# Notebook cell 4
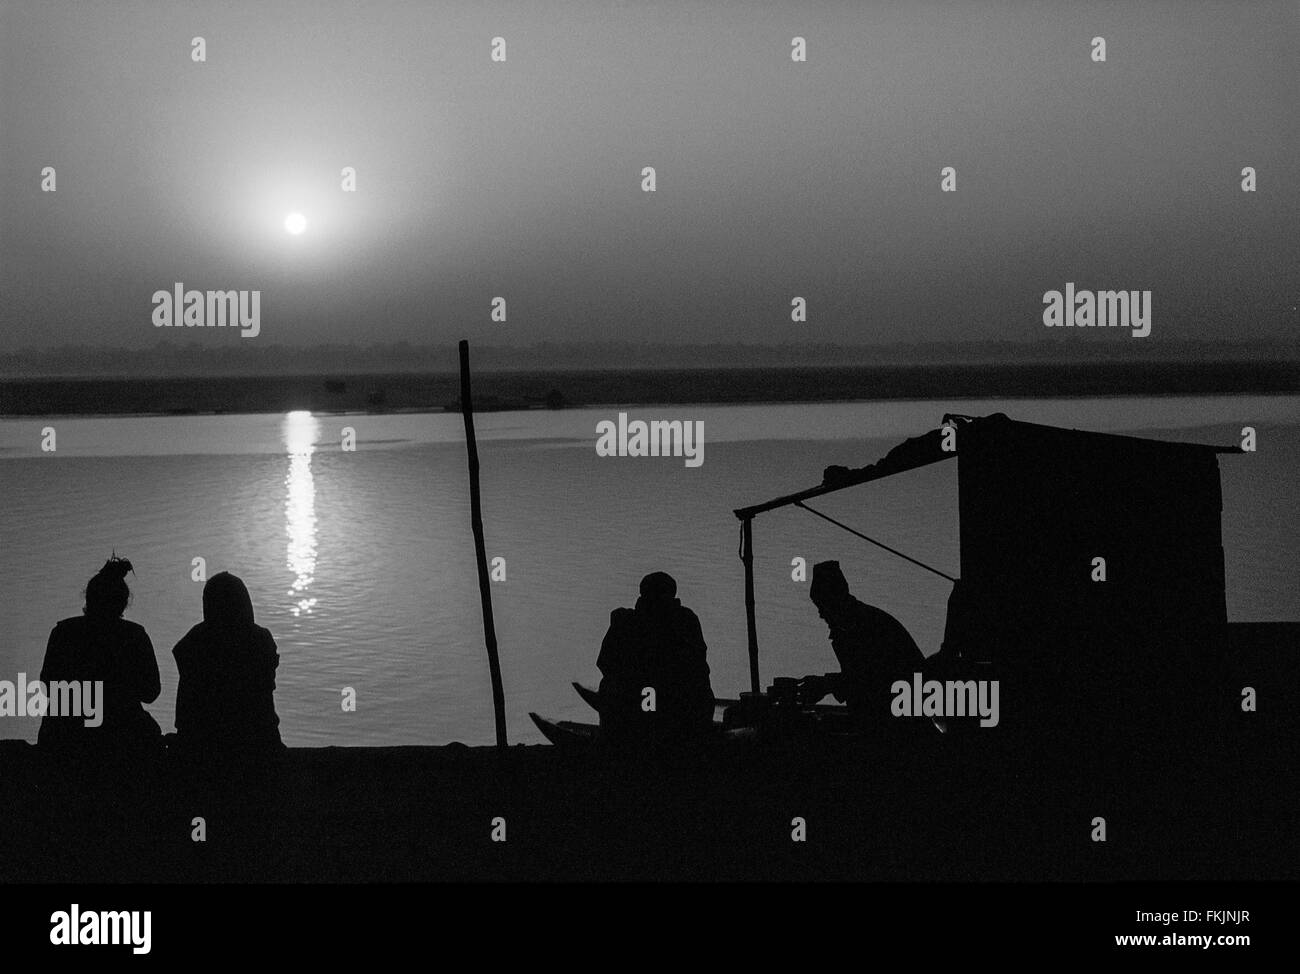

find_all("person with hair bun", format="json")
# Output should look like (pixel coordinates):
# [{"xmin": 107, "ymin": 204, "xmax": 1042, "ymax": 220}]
[{"xmin": 38, "ymin": 555, "xmax": 162, "ymax": 747}]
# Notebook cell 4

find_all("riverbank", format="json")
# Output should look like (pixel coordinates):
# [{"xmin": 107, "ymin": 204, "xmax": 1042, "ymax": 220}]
[
  {"xmin": 3, "ymin": 624, "xmax": 1293, "ymax": 883},
  {"xmin": 0, "ymin": 728, "xmax": 1290, "ymax": 883},
  {"xmin": 3, "ymin": 361, "xmax": 1297, "ymax": 417}
]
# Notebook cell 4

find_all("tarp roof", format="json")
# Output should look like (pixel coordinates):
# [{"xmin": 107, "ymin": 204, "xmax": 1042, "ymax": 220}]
[{"xmin": 733, "ymin": 412, "xmax": 1241, "ymax": 520}]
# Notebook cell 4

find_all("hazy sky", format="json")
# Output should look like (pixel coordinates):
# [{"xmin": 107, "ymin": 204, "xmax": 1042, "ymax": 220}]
[{"xmin": 2, "ymin": 0, "xmax": 1296, "ymax": 353}]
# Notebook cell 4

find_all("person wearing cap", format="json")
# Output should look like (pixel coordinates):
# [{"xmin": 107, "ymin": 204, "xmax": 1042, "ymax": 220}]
[
  {"xmin": 596, "ymin": 572, "xmax": 714, "ymax": 744},
  {"xmin": 798, "ymin": 560, "xmax": 925, "ymax": 719}
]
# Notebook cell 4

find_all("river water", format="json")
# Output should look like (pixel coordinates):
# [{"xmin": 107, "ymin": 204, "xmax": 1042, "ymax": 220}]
[{"xmin": 1, "ymin": 395, "xmax": 1295, "ymax": 745}]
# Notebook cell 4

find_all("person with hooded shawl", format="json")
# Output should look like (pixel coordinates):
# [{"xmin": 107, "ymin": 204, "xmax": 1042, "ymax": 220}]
[
  {"xmin": 596, "ymin": 572, "xmax": 714, "ymax": 744},
  {"xmin": 38, "ymin": 556, "xmax": 162, "ymax": 747},
  {"xmin": 172, "ymin": 572, "xmax": 282, "ymax": 748}
]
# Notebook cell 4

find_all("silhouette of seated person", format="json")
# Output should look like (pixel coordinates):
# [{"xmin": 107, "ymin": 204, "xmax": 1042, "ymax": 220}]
[
  {"xmin": 596, "ymin": 572, "xmax": 714, "ymax": 744},
  {"xmin": 172, "ymin": 572, "xmax": 282, "ymax": 750},
  {"xmin": 38, "ymin": 556, "xmax": 162, "ymax": 748},
  {"xmin": 796, "ymin": 560, "xmax": 926, "ymax": 721}
]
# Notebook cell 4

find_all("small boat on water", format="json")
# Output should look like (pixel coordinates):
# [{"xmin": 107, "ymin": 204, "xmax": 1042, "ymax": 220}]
[
  {"xmin": 571, "ymin": 681, "xmax": 742, "ymax": 714},
  {"xmin": 528, "ymin": 714, "xmax": 600, "ymax": 746},
  {"xmin": 530, "ymin": 684, "xmax": 731, "ymax": 746},
  {"xmin": 530, "ymin": 681, "xmax": 857, "ymax": 747},
  {"xmin": 528, "ymin": 711, "xmax": 764, "ymax": 746}
]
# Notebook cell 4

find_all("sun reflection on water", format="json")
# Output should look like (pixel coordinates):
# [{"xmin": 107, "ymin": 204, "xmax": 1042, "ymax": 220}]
[{"xmin": 283, "ymin": 410, "xmax": 319, "ymax": 617}]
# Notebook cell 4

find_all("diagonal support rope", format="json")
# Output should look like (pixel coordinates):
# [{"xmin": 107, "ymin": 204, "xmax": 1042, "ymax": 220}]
[{"xmin": 794, "ymin": 501, "xmax": 957, "ymax": 583}]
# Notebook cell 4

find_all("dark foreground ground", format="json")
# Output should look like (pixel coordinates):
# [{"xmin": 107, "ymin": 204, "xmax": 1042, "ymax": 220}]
[
  {"xmin": 3, "ymin": 360, "xmax": 1297, "ymax": 416},
  {"xmin": 0, "ymin": 725, "xmax": 1290, "ymax": 884},
  {"xmin": 1, "ymin": 624, "xmax": 1292, "ymax": 884}
]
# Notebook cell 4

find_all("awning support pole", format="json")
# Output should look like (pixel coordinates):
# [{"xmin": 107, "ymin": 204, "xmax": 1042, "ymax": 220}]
[{"xmin": 740, "ymin": 516, "xmax": 760, "ymax": 695}]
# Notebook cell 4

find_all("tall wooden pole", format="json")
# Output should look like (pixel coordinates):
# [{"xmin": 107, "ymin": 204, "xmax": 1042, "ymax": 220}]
[
  {"xmin": 741, "ymin": 516, "xmax": 760, "ymax": 695},
  {"xmin": 459, "ymin": 340, "xmax": 508, "ymax": 748}
]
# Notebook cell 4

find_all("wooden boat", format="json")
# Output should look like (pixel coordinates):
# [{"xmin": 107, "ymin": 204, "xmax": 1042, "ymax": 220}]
[
  {"xmin": 529, "ymin": 713, "xmax": 599, "ymax": 746},
  {"xmin": 570, "ymin": 682, "xmax": 605, "ymax": 713},
  {"xmin": 529, "ymin": 710, "xmax": 765, "ymax": 747},
  {"xmin": 570, "ymin": 680, "xmax": 856, "ymax": 727},
  {"xmin": 534, "ymin": 682, "xmax": 854, "ymax": 746},
  {"xmin": 571, "ymin": 681, "xmax": 740, "ymax": 715}
]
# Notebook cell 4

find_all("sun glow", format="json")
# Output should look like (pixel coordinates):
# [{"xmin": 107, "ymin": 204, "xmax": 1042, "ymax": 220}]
[{"xmin": 284, "ymin": 212, "xmax": 307, "ymax": 235}]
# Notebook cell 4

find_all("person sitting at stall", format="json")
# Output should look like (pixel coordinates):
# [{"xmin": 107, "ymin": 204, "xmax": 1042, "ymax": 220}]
[
  {"xmin": 172, "ymin": 572, "xmax": 283, "ymax": 750},
  {"xmin": 37, "ymin": 555, "xmax": 163, "ymax": 748},
  {"xmin": 796, "ymin": 560, "xmax": 926, "ymax": 721},
  {"xmin": 596, "ymin": 572, "xmax": 714, "ymax": 744}
]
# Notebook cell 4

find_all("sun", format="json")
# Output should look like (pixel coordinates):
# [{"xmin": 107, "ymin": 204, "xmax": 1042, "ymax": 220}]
[{"xmin": 284, "ymin": 212, "xmax": 307, "ymax": 235}]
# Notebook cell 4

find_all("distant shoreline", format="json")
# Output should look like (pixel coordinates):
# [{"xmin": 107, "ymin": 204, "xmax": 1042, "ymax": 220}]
[{"xmin": 2, "ymin": 361, "xmax": 1297, "ymax": 417}]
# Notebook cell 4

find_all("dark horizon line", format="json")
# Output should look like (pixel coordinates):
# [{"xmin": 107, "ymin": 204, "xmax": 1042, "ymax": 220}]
[
  {"xmin": 3, "ymin": 337, "xmax": 1296, "ymax": 381},
  {"xmin": 3, "ymin": 360, "xmax": 1296, "ymax": 418}
]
